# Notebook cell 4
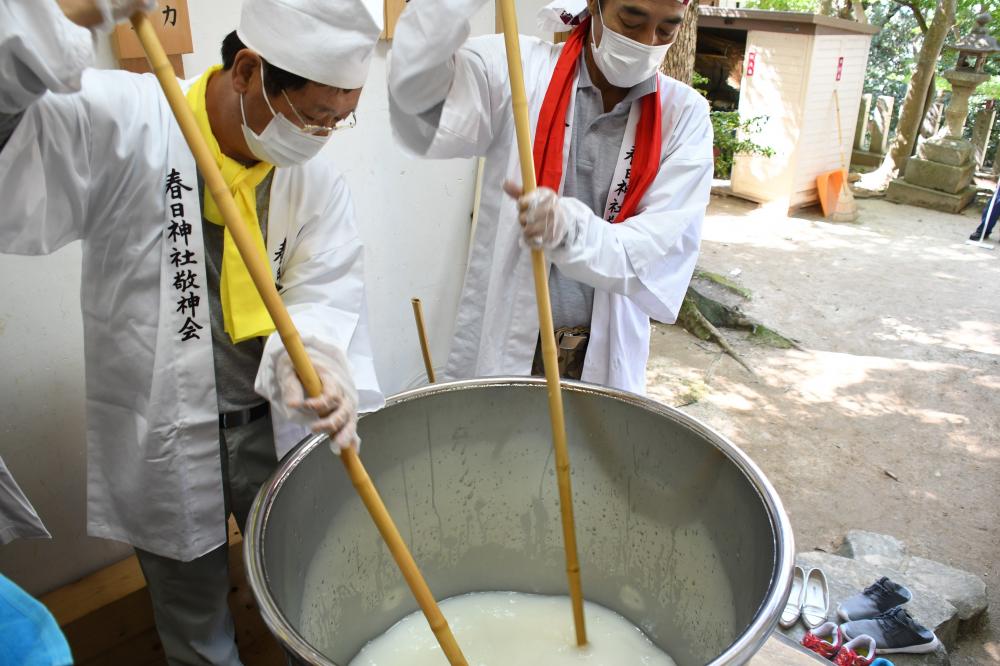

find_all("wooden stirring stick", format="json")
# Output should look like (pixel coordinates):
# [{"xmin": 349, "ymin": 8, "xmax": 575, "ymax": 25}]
[
  {"xmin": 129, "ymin": 14, "xmax": 467, "ymax": 665},
  {"xmin": 495, "ymin": 0, "xmax": 587, "ymax": 646},
  {"xmin": 411, "ymin": 298, "xmax": 436, "ymax": 384}
]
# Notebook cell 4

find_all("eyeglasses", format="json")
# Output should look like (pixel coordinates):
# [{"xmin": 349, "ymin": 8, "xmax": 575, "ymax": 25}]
[{"xmin": 280, "ymin": 89, "xmax": 357, "ymax": 136}]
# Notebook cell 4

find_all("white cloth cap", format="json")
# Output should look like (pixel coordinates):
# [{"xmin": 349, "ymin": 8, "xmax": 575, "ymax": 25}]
[
  {"xmin": 238, "ymin": 0, "xmax": 383, "ymax": 89},
  {"xmin": 537, "ymin": 0, "xmax": 589, "ymax": 33},
  {"xmin": 538, "ymin": 0, "xmax": 689, "ymax": 32}
]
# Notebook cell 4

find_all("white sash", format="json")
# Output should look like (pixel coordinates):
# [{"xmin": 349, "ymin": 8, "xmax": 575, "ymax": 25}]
[
  {"xmin": 602, "ymin": 103, "xmax": 641, "ymax": 222},
  {"xmin": 153, "ymin": 78, "xmax": 219, "ymax": 426},
  {"xmin": 558, "ymin": 72, "xmax": 642, "ymax": 223},
  {"xmin": 558, "ymin": 70, "xmax": 648, "ymax": 395}
]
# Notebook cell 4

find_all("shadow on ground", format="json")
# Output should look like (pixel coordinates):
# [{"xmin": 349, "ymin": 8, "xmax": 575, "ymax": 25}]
[{"xmin": 647, "ymin": 196, "xmax": 1000, "ymax": 664}]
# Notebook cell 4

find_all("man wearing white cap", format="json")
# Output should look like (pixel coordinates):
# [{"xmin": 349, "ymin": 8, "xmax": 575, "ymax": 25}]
[
  {"xmin": 389, "ymin": 0, "xmax": 712, "ymax": 393},
  {"xmin": 0, "ymin": 0, "xmax": 382, "ymax": 662}
]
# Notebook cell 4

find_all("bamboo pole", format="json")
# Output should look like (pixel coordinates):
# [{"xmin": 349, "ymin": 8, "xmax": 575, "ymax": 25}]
[
  {"xmin": 129, "ymin": 14, "xmax": 467, "ymax": 665},
  {"xmin": 495, "ymin": 0, "xmax": 587, "ymax": 646},
  {"xmin": 411, "ymin": 298, "xmax": 436, "ymax": 384}
]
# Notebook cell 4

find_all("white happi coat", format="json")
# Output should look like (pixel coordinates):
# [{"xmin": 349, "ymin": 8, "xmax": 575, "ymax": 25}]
[
  {"xmin": 0, "ymin": 1, "xmax": 382, "ymax": 561},
  {"xmin": 389, "ymin": 0, "xmax": 713, "ymax": 394}
]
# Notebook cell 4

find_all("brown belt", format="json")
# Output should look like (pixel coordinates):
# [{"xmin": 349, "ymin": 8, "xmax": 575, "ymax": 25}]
[
  {"xmin": 531, "ymin": 326, "xmax": 590, "ymax": 381},
  {"xmin": 219, "ymin": 402, "xmax": 269, "ymax": 430}
]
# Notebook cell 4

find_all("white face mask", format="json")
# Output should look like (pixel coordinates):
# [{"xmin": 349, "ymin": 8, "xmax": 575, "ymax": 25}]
[
  {"xmin": 591, "ymin": 3, "xmax": 672, "ymax": 89},
  {"xmin": 240, "ymin": 65, "xmax": 329, "ymax": 167}
]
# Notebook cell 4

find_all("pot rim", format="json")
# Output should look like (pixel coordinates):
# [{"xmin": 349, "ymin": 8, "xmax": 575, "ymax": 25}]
[{"xmin": 243, "ymin": 377, "xmax": 795, "ymax": 665}]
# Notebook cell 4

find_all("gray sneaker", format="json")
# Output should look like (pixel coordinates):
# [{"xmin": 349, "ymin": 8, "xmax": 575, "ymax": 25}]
[
  {"xmin": 837, "ymin": 576, "xmax": 912, "ymax": 621},
  {"xmin": 840, "ymin": 607, "xmax": 942, "ymax": 654}
]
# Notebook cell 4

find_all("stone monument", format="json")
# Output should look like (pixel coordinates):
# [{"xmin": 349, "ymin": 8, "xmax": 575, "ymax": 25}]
[
  {"xmin": 887, "ymin": 12, "xmax": 1000, "ymax": 213},
  {"xmin": 852, "ymin": 94, "xmax": 895, "ymax": 167},
  {"xmin": 971, "ymin": 100, "xmax": 996, "ymax": 169}
]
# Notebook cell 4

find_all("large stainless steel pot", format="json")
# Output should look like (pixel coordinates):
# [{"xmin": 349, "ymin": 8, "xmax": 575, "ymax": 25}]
[{"xmin": 245, "ymin": 378, "xmax": 793, "ymax": 665}]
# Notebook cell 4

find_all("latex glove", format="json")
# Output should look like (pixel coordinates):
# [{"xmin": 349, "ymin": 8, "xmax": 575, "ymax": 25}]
[
  {"xmin": 273, "ymin": 346, "xmax": 360, "ymax": 455},
  {"xmin": 504, "ymin": 182, "xmax": 569, "ymax": 250},
  {"xmin": 93, "ymin": 0, "xmax": 157, "ymax": 32}
]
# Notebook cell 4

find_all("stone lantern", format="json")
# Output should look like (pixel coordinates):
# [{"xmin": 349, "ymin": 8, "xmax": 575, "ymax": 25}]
[{"xmin": 887, "ymin": 13, "xmax": 1000, "ymax": 213}]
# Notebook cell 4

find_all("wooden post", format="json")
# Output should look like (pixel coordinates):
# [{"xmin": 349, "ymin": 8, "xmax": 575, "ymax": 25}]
[{"xmin": 411, "ymin": 298, "xmax": 436, "ymax": 383}]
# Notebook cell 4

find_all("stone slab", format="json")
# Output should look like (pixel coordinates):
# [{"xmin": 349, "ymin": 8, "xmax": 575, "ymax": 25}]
[
  {"xmin": 885, "ymin": 180, "xmax": 977, "ymax": 214},
  {"xmin": 789, "ymin": 552, "xmax": 960, "ymax": 648},
  {"xmin": 920, "ymin": 97, "xmax": 945, "ymax": 140},
  {"xmin": 919, "ymin": 138, "xmax": 974, "ymax": 166},
  {"xmin": 903, "ymin": 157, "xmax": 975, "ymax": 194},
  {"xmin": 888, "ymin": 645, "xmax": 952, "ymax": 666},
  {"xmin": 857, "ymin": 554, "xmax": 988, "ymax": 622},
  {"xmin": 942, "ymin": 69, "xmax": 990, "ymax": 88},
  {"xmin": 855, "ymin": 94, "xmax": 872, "ymax": 151},
  {"xmin": 838, "ymin": 530, "xmax": 907, "ymax": 563},
  {"xmin": 784, "ymin": 533, "xmax": 989, "ymax": 665},
  {"xmin": 851, "ymin": 149, "xmax": 884, "ymax": 169},
  {"xmin": 871, "ymin": 95, "xmax": 895, "ymax": 154},
  {"xmin": 971, "ymin": 107, "xmax": 995, "ymax": 169}
]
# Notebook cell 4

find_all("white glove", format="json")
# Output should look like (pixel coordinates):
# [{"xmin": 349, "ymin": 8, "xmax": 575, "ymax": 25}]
[
  {"xmin": 273, "ymin": 345, "xmax": 360, "ymax": 455},
  {"xmin": 504, "ymin": 181, "xmax": 569, "ymax": 250},
  {"xmin": 93, "ymin": 0, "xmax": 158, "ymax": 32}
]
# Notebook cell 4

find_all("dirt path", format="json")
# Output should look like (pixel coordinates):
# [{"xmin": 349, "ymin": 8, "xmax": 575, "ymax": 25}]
[{"xmin": 647, "ymin": 196, "xmax": 1000, "ymax": 664}]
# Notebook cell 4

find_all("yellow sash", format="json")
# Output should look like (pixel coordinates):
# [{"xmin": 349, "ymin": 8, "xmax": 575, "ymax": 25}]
[{"xmin": 185, "ymin": 65, "xmax": 275, "ymax": 344}]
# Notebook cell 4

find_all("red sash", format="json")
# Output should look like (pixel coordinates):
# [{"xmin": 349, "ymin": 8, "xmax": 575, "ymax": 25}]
[{"xmin": 532, "ymin": 18, "xmax": 662, "ymax": 223}]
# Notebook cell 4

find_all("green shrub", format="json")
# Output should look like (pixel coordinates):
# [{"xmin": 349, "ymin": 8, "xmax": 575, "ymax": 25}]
[
  {"xmin": 692, "ymin": 71, "xmax": 711, "ymax": 97},
  {"xmin": 710, "ymin": 111, "xmax": 776, "ymax": 179}
]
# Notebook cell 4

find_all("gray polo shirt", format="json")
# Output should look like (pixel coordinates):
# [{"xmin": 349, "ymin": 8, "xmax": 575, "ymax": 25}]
[
  {"xmin": 549, "ymin": 57, "xmax": 657, "ymax": 330},
  {"xmin": 198, "ymin": 172, "xmax": 275, "ymax": 413}
]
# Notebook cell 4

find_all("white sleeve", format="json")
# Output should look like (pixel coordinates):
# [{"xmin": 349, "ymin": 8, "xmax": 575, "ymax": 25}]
[
  {"xmin": 0, "ymin": 0, "xmax": 94, "ymax": 114},
  {"xmin": 549, "ymin": 90, "xmax": 714, "ymax": 324},
  {"xmin": 0, "ymin": 86, "xmax": 94, "ymax": 254},
  {"xmin": 388, "ymin": 0, "xmax": 512, "ymax": 159},
  {"xmin": 0, "ymin": 0, "xmax": 100, "ymax": 254},
  {"xmin": 255, "ymin": 174, "xmax": 384, "ymax": 414},
  {"xmin": 0, "ymin": 456, "xmax": 50, "ymax": 545},
  {"xmin": 387, "ymin": 0, "xmax": 488, "ymax": 115}
]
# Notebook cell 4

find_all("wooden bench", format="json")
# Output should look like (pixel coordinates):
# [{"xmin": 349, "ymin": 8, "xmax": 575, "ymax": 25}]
[{"xmin": 39, "ymin": 518, "xmax": 283, "ymax": 666}]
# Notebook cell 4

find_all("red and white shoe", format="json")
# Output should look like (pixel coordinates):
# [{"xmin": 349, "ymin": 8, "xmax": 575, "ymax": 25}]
[
  {"xmin": 834, "ymin": 634, "xmax": 878, "ymax": 666},
  {"xmin": 801, "ymin": 621, "xmax": 843, "ymax": 659}
]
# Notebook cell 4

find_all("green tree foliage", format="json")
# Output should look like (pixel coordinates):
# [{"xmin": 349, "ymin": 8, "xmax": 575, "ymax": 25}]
[
  {"xmin": 743, "ymin": 0, "xmax": 819, "ymax": 10},
  {"xmin": 865, "ymin": 0, "xmax": 928, "ymax": 102},
  {"xmin": 739, "ymin": 0, "xmax": 1000, "ymax": 147},
  {"xmin": 741, "ymin": 0, "xmax": 1000, "ymax": 98},
  {"xmin": 711, "ymin": 112, "xmax": 776, "ymax": 178},
  {"xmin": 691, "ymin": 72, "xmax": 776, "ymax": 178}
]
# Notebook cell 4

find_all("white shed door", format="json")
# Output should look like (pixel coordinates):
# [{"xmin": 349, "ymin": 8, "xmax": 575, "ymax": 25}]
[
  {"xmin": 731, "ymin": 30, "xmax": 811, "ymax": 203},
  {"xmin": 791, "ymin": 33, "xmax": 872, "ymax": 204}
]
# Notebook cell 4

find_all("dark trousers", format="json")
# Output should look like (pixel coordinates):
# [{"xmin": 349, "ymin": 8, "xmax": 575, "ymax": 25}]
[
  {"xmin": 972, "ymin": 188, "xmax": 1000, "ymax": 239},
  {"xmin": 135, "ymin": 414, "xmax": 277, "ymax": 666}
]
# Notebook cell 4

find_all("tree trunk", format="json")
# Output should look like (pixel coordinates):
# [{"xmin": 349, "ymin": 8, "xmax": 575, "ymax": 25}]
[
  {"xmin": 660, "ymin": 0, "xmax": 699, "ymax": 85},
  {"xmin": 874, "ymin": 0, "xmax": 956, "ymax": 183},
  {"xmin": 852, "ymin": 0, "xmax": 868, "ymax": 23}
]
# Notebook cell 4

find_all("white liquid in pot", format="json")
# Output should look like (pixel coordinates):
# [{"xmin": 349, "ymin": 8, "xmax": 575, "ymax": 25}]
[{"xmin": 349, "ymin": 591, "xmax": 676, "ymax": 665}]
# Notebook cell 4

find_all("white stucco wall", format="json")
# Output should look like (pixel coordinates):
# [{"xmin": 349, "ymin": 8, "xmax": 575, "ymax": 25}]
[{"xmin": 0, "ymin": 0, "xmax": 520, "ymax": 595}]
